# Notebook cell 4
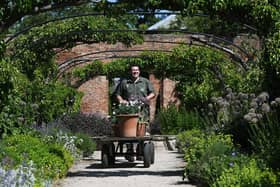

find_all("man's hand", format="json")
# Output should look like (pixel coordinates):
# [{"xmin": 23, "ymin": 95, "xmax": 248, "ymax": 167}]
[
  {"xmin": 120, "ymin": 99, "xmax": 128, "ymax": 104},
  {"xmin": 139, "ymin": 97, "xmax": 149, "ymax": 105}
]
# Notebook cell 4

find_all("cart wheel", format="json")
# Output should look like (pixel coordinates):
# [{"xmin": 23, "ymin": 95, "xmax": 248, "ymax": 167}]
[
  {"xmin": 143, "ymin": 143, "xmax": 151, "ymax": 168},
  {"xmin": 102, "ymin": 152, "xmax": 109, "ymax": 168},
  {"xmin": 108, "ymin": 143, "xmax": 115, "ymax": 165},
  {"xmin": 150, "ymin": 142, "xmax": 155, "ymax": 164},
  {"xmin": 102, "ymin": 144, "xmax": 112, "ymax": 168}
]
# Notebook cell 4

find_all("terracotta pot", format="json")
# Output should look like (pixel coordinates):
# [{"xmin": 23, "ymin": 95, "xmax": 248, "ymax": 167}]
[
  {"xmin": 117, "ymin": 114, "xmax": 139, "ymax": 137},
  {"xmin": 137, "ymin": 122, "xmax": 147, "ymax": 137}
]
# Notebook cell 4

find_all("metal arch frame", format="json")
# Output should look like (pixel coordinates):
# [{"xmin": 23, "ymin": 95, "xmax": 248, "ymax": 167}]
[
  {"xmin": 13, "ymin": 28, "xmax": 253, "ymax": 65},
  {"xmin": 5, "ymin": 10, "xmax": 257, "ymax": 43},
  {"xmin": 56, "ymin": 34, "xmax": 252, "ymax": 77},
  {"xmin": 56, "ymin": 49, "xmax": 173, "ymax": 79},
  {"xmin": 5, "ymin": 11, "xmax": 181, "ymax": 43},
  {"xmin": 5, "ymin": 10, "xmax": 258, "ymax": 78}
]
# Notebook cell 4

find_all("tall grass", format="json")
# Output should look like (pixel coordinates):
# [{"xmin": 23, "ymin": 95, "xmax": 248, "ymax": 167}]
[
  {"xmin": 248, "ymin": 114, "xmax": 280, "ymax": 170},
  {"xmin": 158, "ymin": 104, "xmax": 203, "ymax": 134}
]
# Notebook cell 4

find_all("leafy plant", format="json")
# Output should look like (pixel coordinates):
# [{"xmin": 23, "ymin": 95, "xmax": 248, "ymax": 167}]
[
  {"xmin": 114, "ymin": 101, "xmax": 142, "ymax": 115},
  {"xmin": 183, "ymin": 132, "xmax": 236, "ymax": 184},
  {"xmin": 75, "ymin": 133, "xmax": 96, "ymax": 157},
  {"xmin": 158, "ymin": 104, "xmax": 203, "ymax": 134},
  {"xmin": 212, "ymin": 159, "xmax": 278, "ymax": 187},
  {"xmin": 248, "ymin": 113, "xmax": 280, "ymax": 170},
  {"xmin": 0, "ymin": 134, "xmax": 73, "ymax": 183},
  {"xmin": 57, "ymin": 112, "xmax": 114, "ymax": 137},
  {"xmin": 203, "ymin": 89, "xmax": 276, "ymax": 149},
  {"xmin": 177, "ymin": 129, "xmax": 278, "ymax": 186},
  {"xmin": 176, "ymin": 129, "xmax": 205, "ymax": 153}
]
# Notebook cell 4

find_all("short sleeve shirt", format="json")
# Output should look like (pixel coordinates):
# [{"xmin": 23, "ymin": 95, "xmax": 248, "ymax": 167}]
[{"xmin": 115, "ymin": 76, "xmax": 154, "ymax": 101}]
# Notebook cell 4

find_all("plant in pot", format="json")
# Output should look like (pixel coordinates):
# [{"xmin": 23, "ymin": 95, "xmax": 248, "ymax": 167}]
[{"xmin": 113, "ymin": 101, "xmax": 145, "ymax": 137}]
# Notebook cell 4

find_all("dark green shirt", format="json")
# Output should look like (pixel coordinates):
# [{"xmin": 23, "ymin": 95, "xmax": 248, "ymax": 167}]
[{"xmin": 116, "ymin": 76, "xmax": 154, "ymax": 101}]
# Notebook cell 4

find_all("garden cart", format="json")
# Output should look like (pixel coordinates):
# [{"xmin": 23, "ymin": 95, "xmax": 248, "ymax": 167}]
[{"xmin": 96, "ymin": 136, "xmax": 155, "ymax": 168}]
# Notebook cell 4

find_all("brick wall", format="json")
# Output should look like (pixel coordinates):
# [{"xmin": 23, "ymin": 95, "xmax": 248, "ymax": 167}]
[
  {"xmin": 77, "ymin": 76, "xmax": 109, "ymax": 115},
  {"xmin": 55, "ymin": 34, "xmax": 188, "ymax": 121},
  {"xmin": 55, "ymin": 34, "xmax": 259, "ymax": 121}
]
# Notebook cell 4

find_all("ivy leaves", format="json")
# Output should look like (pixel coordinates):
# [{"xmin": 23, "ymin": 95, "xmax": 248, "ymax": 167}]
[{"xmin": 8, "ymin": 15, "xmax": 143, "ymax": 80}]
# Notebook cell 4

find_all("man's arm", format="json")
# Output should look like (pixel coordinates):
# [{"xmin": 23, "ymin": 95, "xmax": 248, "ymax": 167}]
[
  {"xmin": 142, "ymin": 79, "xmax": 155, "ymax": 104},
  {"xmin": 145, "ymin": 92, "xmax": 155, "ymax": 101},
  {"xmin": 115, "ymin": 79, "xmax": 128, "ymax": 104},
  {"xmin": 116, "ymin": 95, "xmax": 128, "ymax": 104}
]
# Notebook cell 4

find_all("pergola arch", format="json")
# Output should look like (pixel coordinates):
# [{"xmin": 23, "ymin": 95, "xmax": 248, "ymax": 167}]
[
  {"xmin": 3, "ymin": 6, "xmax": 262, "ymax": 118},
  {"xmin": 56, "ymin": 31, "xmax": 256, "ymax": 79},
  {"xmin": 6, "ymin": 10, "xmax": 258, "ymax": 79}
]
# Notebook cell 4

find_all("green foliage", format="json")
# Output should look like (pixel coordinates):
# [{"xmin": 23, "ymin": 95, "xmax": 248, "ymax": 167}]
[
  {"xmin": 249, "ymin": 113, "xmax": 280, "ymax": 170},
  {"xmin": 71, "ymin": 60, "xmax": 104, "ymax": 82},
  {"xmin": 202, "ymin": 90, "xmax": 278, "ymax": 149},
  {"xmin": 0, "ymin": 59, "xmax": 23, "ymax": 109},
  {"xmin": 170, "ymin": 15, "xmax": 248, "ymax": 38},
  {"xmin": 8, "ymin": 15, "xmax": 143, "ymax": 79},
  {"xmin": 104, "ymin": 45, "xmax": 260, "ymax": 109},
  {"xmin": 177, "ymin": 129, "xmax": 278, "ymax": 186},
  {"xmin": 0, "ymin": 134, "xmax": 73, "ymax": 182},
  {"xmin": 115, "ymin": 103, "xmax": 141, "ymax": 115},
  {"xmin": 180, "ymin": 0, "xmax": 280, "ymax": 98},
  {"xmin": 0, "ymin": 72, "xmax": 82, "ymax": 138},
  {"xmin": 212, "ymin": 159, "xmax": 278, "ymax": 187},
  {"xmin": 262, "ymin": 30, "xmax": 280, "ymax": 97},
  {"xmin": 0, "ymin": 59, "xmax": 34, "ymax": 137},
  {"xmin": 21, "ymin": 78, "xmax": 81, "ymax": 125},
  {"xmin": 264, "ymin": 30, "xmax": 280, "ymax": 72},
  {"xmin": 183, "ymin": 131, "xmax": 236, "ymax": 184},
  {"xmin": 75, "ymin": 133, "xmax": 96, "ymax": 157},
  {"xmin": 176, "ymin": 129, "xmax": 204, "ymax": 153},
  {"xmin": 182, "ymin": 0, "xmax": 280, "ymax": 36},
  {"xmin": 158, "ymin": 104, "xmax": 203, "ymax": 134}
]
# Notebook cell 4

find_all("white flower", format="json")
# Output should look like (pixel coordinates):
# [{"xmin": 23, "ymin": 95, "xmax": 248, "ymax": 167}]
[
  {"xmin": 275, "ymin": 97, "xmax": 280, "ymax": 104},
  {"xmin": 261, "ymin": 103, "xmax": 270, "ymax": 113},
  {"xmin": 257, "ymin": 92, "xmax": 269, "ymax": 103},
  {"xmin": 251, "ymin": 118, "xmax": 258, "ymax": 123}
]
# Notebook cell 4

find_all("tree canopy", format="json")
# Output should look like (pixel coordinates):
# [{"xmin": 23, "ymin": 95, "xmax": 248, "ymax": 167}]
[{"xmin": 1, "ymin": 0, "xmax": 280, "ymax": 136}]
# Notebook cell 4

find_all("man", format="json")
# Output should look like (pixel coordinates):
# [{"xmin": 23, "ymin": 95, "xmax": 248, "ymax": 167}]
[
  {"xmin": 115, "ymin": 65, "xmax": 155, "ymax": 161},
  {"xmin": 115, "ymin": 64, "xmax": 155, "ymax": 121}
]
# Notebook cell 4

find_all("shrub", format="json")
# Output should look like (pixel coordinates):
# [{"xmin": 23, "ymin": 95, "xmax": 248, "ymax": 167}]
[
  {"xmin": 183, "ymin": 132, "xmax": 236, "ymax": 184},
  {"xmin": 176, "ymin": 129, "xmax": 204, "ymax": 153},
  {"xmin": 248, "ymin": 114, "xmax": 280, "ymax": 170},
  {"xmin": 57, "ymin": 112, "xmax": 113, "ymax": 136},
  {"xmin": 204, "ymin": 90, "xmax": 277, "ymax": 149},
  {"xmin": 158, "ymin": 105, "xmax": 203, "ymax": 134},
  {"xmin": 75, "ymin": 133, "xmax": 96, "ymax": 157},
  {"xmin": 178, "ymin": 129, "xmax": 278, "ymax": 186},
  {"xmin": 0, "ymin": 134, "xmax": 73, "ymax": 184},
  {"xmin": 35, "ymin": 122, "xmax": 96, "ymax": 158},
  {"xmin": 43, "ymin": 130, "xmax": 82, "ymax": 159},
  {"xmin": 212, "ymin": 159, "xmax": 278, "ymax": 187}
]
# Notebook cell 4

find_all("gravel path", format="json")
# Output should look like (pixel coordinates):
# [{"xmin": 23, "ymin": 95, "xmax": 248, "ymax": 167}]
[{"xmin": 54, "ymin": 141, "xmax": 196, "ymax": 187}]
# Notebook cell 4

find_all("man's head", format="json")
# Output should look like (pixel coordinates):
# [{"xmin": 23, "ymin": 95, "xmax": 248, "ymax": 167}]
[{"xmin": 130, "ymin": 65, "xmax": 140, "ymax": 80}]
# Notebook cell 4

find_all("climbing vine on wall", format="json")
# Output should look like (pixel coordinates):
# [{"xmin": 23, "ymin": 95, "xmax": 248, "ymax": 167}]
[
  {"xmin": 68, "ymin": 45, "xmax": 263, "ymax": 109},
  {"xmin": 8, "ymin": 15, "xmax": 143, "ymax": 80}
]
